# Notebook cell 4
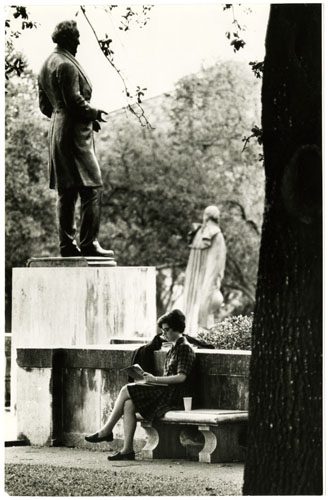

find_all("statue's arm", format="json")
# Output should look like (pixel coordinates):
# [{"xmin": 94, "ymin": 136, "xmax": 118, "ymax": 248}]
[
  {"xmin": 57, "ymin": 62, "xmax": 99, "ymax": 121},
  {"xmin": 38, "ymin": 80, "xmax": 53, "ymax": 119}
]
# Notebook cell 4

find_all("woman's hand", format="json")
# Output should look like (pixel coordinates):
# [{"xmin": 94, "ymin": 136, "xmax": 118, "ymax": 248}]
[{"xmin": 143, "ymin": 372, "xmax": 157, "ymax": 384}]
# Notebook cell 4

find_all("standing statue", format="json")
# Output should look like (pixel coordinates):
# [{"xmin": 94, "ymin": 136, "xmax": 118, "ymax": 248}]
[
  {"xmin": 183, "ymin": 205, "xmax": 226, "ymax": 334},
  {"xmin": 38, "ymin": 20, "xmax": 112, "ymax": 257}
]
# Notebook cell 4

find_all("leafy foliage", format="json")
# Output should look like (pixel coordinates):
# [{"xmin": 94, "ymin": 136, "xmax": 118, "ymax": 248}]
[
  {"xmin": 197, "ymin": 314, "xmax": 253, "ymax": 350},
  {"xmin": 118, "ymin": 5, "xmax": 153, "ymax": 31},
  {"xmin": 224, "ymin": 4, "xmax": 247, "ymax": 53},
  {"xmin": 97, "ymin": 119, "xmax": 204, "ymax": 266},
  {"xmin": 242, "ymin": 124, "xmax": 263, "ymax": 157},
  {"xmin": 249, "ymin": 60, "xmax": 264, "ymax": 79},
  {"xmin": 5, "ymin": 6, "xmax": 37, "ymax": 79}
]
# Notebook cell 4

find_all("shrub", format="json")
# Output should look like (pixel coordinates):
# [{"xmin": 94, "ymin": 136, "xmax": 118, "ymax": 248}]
[{"xmin": 197, "ymin": 314, "xmax": 253, "ymax": 350}]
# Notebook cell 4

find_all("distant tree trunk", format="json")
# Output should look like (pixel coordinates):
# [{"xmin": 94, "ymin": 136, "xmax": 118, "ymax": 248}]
[{"xmin": 243, "ymin": 5, "xmax": 322, "ymax": 495}]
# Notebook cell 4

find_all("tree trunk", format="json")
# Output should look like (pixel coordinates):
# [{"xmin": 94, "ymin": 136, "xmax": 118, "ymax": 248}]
[{"xmin": 243, "ymin": 5, "xmax": 322, "ymax": 495}]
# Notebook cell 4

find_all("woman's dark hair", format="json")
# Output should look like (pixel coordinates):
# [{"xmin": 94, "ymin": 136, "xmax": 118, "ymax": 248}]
[
  {"xmin": 157, "ymin": 309, "xmax": 185, "ymax": 333},
  {"xmin": 52, "ymin": 20, "xmax": 79, "ymax": 47}
]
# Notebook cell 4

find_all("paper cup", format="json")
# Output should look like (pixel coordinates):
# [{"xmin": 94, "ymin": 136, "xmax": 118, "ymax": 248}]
[{"xmin": 183, "ymin": 397, "xmax": 192, "ymax": 411}]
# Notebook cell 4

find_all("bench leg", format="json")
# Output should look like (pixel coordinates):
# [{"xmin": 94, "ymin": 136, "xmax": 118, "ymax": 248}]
[
  {"xmin": 139, "ymin": 421, "xmax": 159, "ymax": 459},
  {"xmin": 140, "ymin": 421, "xmax": 187, "ymax": 459},
  {"xmin": 198, "ymin": 422, "xmax": 247, "ymax": 463},
  {"xmin": 198, "ymin": 425, "xmax": 217, "ymax": 463}
]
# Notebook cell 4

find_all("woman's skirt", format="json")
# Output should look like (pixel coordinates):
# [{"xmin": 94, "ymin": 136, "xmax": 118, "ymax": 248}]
[{"xmin": 127, "ymin": 382, "xmax": 184, "ymax": 420}]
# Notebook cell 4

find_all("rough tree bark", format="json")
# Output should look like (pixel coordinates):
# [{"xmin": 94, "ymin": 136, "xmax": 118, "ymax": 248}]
[{"xmin": 243, "ymin": 5, "xmax": 322, "ymax": 495}]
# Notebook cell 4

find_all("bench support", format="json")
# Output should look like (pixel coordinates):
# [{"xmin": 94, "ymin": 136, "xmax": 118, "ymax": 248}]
[
  {"xmin": 205, "ymin": 422, "xmax": 247, "ymax": 463},
  {"xmin": 198, "ymin": 425, "xmax": 217, "ymax": 463},
  {"xmin": 140, "ymin": 421, "xmax": 187, "ymax": 459},
  {"xmin": 139, "ymin": 422, "xmax": 159, "ymax": 459}
]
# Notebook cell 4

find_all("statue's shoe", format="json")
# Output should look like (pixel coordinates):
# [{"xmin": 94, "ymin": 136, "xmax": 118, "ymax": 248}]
[
  {"xmin": 81, "ymin": 240, "xmax": 114, "ymax": 258},
  {"xmin": 107, "ymin": 451, "xmax": 135, "ymax": 461},
  {"xmin": 85, "ymin": 431, "xmax": 113, "ymax": 443}
]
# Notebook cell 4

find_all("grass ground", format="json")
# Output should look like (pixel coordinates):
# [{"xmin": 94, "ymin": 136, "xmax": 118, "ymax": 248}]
[{"xmin": 5, "ymin": 463, "xmax": 242, "ymax": 496}]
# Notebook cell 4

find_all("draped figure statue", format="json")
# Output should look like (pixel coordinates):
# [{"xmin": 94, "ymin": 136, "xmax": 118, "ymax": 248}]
[{"xmin": 183, "ymin": 206, "xmax": 226, "ymax": 334}]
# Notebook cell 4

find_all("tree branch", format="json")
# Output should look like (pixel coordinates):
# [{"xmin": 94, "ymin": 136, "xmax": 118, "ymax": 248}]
[
  {"xmin": 80, "ymin": 5, "xmax": 153, "ymax": 129},
  {"xmin": 224, "ymin": 199, "xmax": 260, "ymax": 235}
]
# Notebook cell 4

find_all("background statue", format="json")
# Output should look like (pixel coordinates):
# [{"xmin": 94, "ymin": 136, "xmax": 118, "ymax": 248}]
[
  {"xmin": 38, "ymin": 20, "xmax": 112, "ymax": 257},
  {"xmin": 183, "ymin": 205, "xmax": 226, "ymax": 334}
]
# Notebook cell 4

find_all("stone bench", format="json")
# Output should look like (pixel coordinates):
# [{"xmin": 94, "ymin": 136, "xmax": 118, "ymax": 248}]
[{"xmin": 137, "ymin": 409, "xmax": 248, "ymax": 463}]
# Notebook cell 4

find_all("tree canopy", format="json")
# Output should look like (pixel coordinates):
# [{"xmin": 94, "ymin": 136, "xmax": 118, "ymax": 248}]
[{"xmin": 95, "ymin": 60, "xmax": 264, "ymax": 314}]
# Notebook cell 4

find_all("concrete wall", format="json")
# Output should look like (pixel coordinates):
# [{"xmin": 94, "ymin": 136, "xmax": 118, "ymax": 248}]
[{"xmin": 16, "ymin": 345, "xmax": 250, "ymax": 450}]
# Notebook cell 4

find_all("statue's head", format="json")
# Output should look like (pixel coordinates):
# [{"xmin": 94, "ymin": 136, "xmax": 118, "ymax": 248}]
[
  {"xmin": 203, "ymin": 205, "xmax": 220, "ymax": 224},
  {"xmin": 52, "ymin": 20, "xmax": 80, "ymax": 56}
]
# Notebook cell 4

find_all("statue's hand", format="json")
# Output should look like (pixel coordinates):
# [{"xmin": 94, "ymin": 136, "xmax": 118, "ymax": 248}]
[
  {"xmin": 97, "ymin": 110, "xmax": 108, "ymax": 122},
  {"xmin": 93, "ymin": 121, "xmax": 101, "ymax": 132}
]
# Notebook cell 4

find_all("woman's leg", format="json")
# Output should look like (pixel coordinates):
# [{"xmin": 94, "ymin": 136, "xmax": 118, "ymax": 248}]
[
  {"xmin": 121, "ymin": 399, "xmax": 137, "ymax": 453},
  {"xmin": 97, "ymin": 385, "xmax": 131, "ymax": 437}
]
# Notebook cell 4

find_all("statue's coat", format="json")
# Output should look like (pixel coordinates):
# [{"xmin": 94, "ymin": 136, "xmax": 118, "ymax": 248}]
[{"xmin": 38, "ymin": 48, "xmax": 102, "ymax": 191}]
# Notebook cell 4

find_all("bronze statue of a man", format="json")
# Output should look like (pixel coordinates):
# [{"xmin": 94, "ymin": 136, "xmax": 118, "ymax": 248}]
[{"xmin": 38, "ymin": 20, "xmax": 112, "ymax": 257}]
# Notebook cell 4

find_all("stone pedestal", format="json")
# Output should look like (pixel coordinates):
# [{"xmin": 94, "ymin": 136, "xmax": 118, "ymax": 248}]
[
  {"xmin": 12, "ymin": 263, "xmax": 156, "ymax": 347},
  {"xmin": 11, "ymin": 260, "xmax": 156, "ymax": 417}
]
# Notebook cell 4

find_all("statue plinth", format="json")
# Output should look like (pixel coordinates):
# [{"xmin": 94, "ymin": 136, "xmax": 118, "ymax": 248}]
[
  {"xmin": 12, "ymin": 262, "xmax": 155, "ymax": 347},
  {"xmin": 27, "ymin": 256, "xmax": 117, "ymax": 267}
]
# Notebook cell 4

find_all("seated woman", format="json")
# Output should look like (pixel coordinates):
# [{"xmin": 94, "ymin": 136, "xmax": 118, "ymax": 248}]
[{"xmin": 85, "ymin": 309, "xmax": 196, "ymax": 461}]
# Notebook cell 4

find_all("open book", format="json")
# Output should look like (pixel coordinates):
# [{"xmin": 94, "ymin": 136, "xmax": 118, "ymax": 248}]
[{"xmin": 121, "ymin": 364, "xmax": 168, "ymax": 386}]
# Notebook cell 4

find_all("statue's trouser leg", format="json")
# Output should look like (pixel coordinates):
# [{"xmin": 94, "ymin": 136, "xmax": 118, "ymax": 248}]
[
  {"xmin": 57, "ymin": 187, "xmax": 79, "ymax": 251},
  {"xmin": 79, "ymin": 186, "xmax": 102, "ymax": 249}
]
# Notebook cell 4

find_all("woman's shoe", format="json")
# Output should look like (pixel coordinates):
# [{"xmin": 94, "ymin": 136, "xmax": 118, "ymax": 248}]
[
  {"xmin": 107, "ymin": 451, "xmax": 135, "ymax": 461},
  {"xmin": 85, "ymin": 431, "xmax": 114, "ymax": 443}
]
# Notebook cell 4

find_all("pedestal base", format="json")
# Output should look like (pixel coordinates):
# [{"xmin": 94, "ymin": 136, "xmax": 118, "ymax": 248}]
[{"xmin": 27, "ymin": 256, "xmax": 117, "ymax": 267}]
